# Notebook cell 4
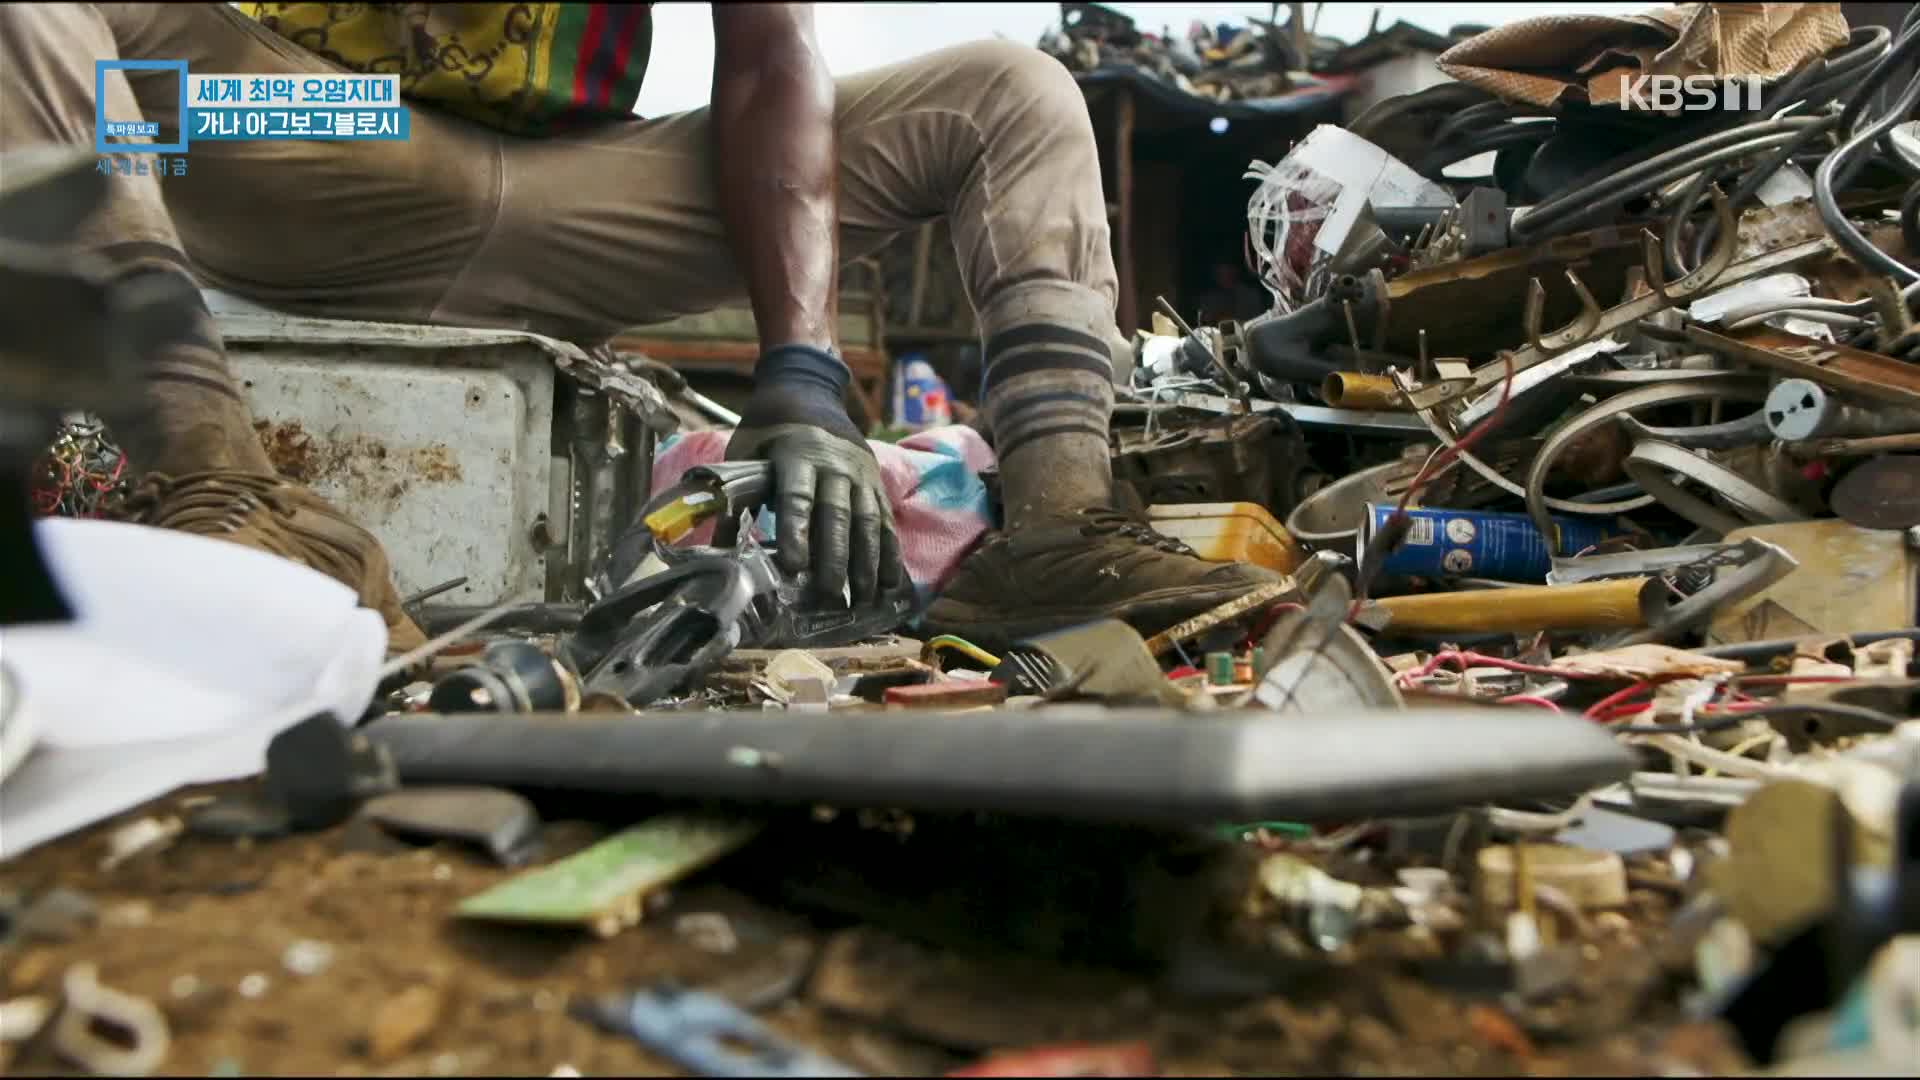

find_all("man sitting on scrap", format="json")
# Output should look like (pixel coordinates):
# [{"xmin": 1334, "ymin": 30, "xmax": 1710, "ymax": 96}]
[{"xmin": 2, "ymin": 3, "xmax": 1280, "ymax": 652}]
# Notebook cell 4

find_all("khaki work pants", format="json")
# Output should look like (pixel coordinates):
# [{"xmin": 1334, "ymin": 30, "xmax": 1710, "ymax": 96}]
[{"xmin": 1, "ymin": 2, "xmax": 1121, "ymax": 356}]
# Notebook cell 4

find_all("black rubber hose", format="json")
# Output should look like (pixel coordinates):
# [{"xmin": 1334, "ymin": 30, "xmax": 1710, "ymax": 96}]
[
  {"xmin": 1520, "ymin": 121, "xmax": 1827, "ymax": 241},
  {"xmin": 1430, "ymin": 99, "xmax": 1547, "ymax": 148},
  {"xmin": 1775, "ymin": 25, "xmax": 1895, "ymax": 119},
  {"xmin": 1555, "ymin": 26, "xmax": 1886, "ymax": 249},
  {"xmin": 1775, "ymin": 27, "xmax": 1891, "ymax": 109},
  {"xmin": 1537, "ymin": 25, "xmax": 1889, "ymax": 252},
  {"xmin": 1835, "ymin": 27, "xmax": 1920, "ymax": 145},
  {"xmin": 1529, "ymin": 119, "xmax": 1820, "ymax": 236},
  {"xmin": 1876, "ymin": 130, "xmax": 1920, "ymax": 180},
  {"xmin": 1665, "ymin": 166, "xmax": 1727, "ymax": 279},
  {"xmin": 1347, "ymin": 81, "xmax": 1492, "ymax": 142},
  {"xmin": 1902, "ymin": 179, "xmax": 1920, "ymax": 257},
  {"xmin": 1659, "ymin": 30, "xmax": 1891, "ymax": 276},
  {"xmin": 1679, "ymin": 114, "xmax": 1844, "ymax": 273},
  {"xmin": 1611, "ymin": 702, "xmax": 1900, "ymax": 735},
  {"xmin": 1699, "ymin": 627, "xmax": 1920, "ymax": 663},
  {"xmin": 1515, "ymin": 116, "xmax": 1824, "ymax": 241},
  {"xmin": 1534, "ymin": 116, "xmax": 1733, "ymax": 215},
  {"xmin": 1815, "ymin": 66, "xmax": 1920, "ymax": 283},
  {"xmin": 1681, "ymin": 27, "xmax": 1904, "ymax": 272},
  {"xmin": 1416, "ymin": 123, "xmax": 1556, "ymax": 180}
]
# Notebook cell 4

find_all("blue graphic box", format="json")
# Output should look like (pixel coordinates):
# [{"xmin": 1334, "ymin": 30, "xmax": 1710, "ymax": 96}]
[{"xmin": 95, "ymin": 59, "xmax": 188, "ymax": 154}]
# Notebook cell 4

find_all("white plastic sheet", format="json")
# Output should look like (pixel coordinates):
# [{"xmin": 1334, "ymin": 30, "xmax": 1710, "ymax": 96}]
[
  {"xmin": 1245, "ymin": 125, "xmax": 1454, "ymax": 313},
  {"xmin": 0, "ymin": 519, "xmax": 385, "ymax": 859}
]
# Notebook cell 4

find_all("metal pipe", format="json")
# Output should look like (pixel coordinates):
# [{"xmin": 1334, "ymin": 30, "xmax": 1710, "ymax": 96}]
[
  {"xmin": 364, "ymin": 706, "xmax": 1634, "ymax": 827},
  {"xmin": 1369, "ymin": 577, "xmax": 1658, "ymax": 635},
  {"xmin": 1699, "ymin": 627, "xmax": 1920, "ymax": 664},
  {"xmin": 418, "ymin": 602, "xmax": 584, "ymax": 636},
  {"xmin": 1319, "ymin": 371, "xmax": 1407, "ymax": 410},
  {"xmin": 1766, "ymin": 378, "xmax": 1920, "ymax": 440}
]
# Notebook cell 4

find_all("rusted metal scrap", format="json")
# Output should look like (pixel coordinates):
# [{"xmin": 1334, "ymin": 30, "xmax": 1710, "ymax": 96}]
[{"xmin": 1688, "ymin": 324, "xmax": 1920, "ymax": 411}]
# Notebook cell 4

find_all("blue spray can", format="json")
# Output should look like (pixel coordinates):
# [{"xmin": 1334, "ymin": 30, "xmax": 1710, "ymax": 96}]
[{"xmin": 1361, "ymin": 504, "xmax": 1631, "ymax": 583}]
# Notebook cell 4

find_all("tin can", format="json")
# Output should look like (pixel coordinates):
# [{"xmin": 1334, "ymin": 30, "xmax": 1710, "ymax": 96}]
[
  {"xmin": 890, "ymin": 354, "xmax": 953, "ymax": 432},
  {"xmin": 1206, "ymin": 651, "xmax": 1236, "ymax": 687},
  {"xmin": 1360, "ymin": 504, "xmax": 1629, "ymax": 583}
]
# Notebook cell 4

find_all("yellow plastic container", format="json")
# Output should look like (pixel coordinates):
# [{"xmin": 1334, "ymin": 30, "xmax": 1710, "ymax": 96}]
[{"xmin": 1148, "ymin": 502, "xmax": 1304, "ymax": 574}]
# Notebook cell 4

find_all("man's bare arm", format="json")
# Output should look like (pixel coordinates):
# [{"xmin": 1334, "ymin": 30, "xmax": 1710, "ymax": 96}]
[
  {"xmin": 711, "ymin": 4, "xmax": 900, "ymax": 603},
  {"xmin": 710, "ymin": 3, "xmax": 838, "ymax": 352}
]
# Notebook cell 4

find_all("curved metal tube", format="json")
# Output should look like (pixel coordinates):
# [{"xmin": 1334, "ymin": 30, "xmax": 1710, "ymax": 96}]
[
  {"xmin": 1616, "ymin": 410, "xmax": 1774, "ymax": 452},
  {"xmin": 1520, "ymin": 375, "xmax": 1771, "ymax": 550},
  {"xmin": 1621, "ymin": 440, "xmax": 1808, "ymax": 538}
]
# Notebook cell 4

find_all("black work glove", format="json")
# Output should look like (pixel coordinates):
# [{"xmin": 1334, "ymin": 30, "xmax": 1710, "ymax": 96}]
[{"xmin": 725, "ymin": 344, "xmax": 903, "ymax": 604}]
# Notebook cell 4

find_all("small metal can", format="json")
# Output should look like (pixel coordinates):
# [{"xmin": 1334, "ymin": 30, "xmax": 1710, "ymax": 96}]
[
  {"xmin": 1361, "ymin": 504, "xmax": 1628, "ymax": 583},
  {"xmin": 1206, "ymin": 651, "xmax": 1236, "ymax": 687}
]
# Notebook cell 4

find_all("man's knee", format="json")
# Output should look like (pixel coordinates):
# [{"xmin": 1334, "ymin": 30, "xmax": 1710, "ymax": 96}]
[
  {"xmin": 0, "ymin": 3, "xmax": 118, "ymax": 145},
  {"xmin": 0, "ymin": 3, "xmax": 114, "ymax": 68},
  {"xmin": 937, "ymin": 39, "xmax": 1091, "ymax": 130}
]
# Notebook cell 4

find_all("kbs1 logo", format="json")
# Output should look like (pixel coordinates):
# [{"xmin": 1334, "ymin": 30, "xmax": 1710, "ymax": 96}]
[{"xmin": 1616, "ymin": 74, "xmax": 1766, "ymax": 113}]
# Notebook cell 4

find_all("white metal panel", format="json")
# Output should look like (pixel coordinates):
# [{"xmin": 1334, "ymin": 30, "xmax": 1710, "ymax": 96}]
[{"xmin": 214, "ymin": 297, "xmax": 557, "ymax": 609}]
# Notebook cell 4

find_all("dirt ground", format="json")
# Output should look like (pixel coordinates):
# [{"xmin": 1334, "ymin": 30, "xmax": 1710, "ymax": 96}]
[{"xmin": 1, "ymin": 782, "xmax": 1753, "ymax": 1078}]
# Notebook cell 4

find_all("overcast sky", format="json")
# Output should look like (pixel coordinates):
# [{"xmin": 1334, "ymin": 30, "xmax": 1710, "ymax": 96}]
[{"xmin": 635, "ymin": 2, "xmax": 1656, "ymax": 117}]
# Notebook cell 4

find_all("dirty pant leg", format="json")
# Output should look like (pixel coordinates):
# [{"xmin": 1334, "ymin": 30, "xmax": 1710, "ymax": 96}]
[
  {"xmin": 0, "ymin": 1, "xmax": 272, "ymax": 475},
  {"xmin": 454, "ymin": 41, "xmax": 1124, "ymax": 520},
  {"xmin": 454, "ymin": 40, "xmax": 1124, "ymax": 349},
  {"xmin": 97, "ymin": 3, "xmax": 502, "ymax": 327}
]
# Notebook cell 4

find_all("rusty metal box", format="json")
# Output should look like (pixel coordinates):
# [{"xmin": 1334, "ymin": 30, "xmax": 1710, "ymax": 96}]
[{"xmin": 210, "ymin": 291, "xmax": 559, "ymax": 610}]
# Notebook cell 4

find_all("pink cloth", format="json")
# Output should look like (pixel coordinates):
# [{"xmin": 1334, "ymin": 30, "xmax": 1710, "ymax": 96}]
[{"xmin": 650, "ymin": 425, "xmax": 997, "ymax": 591}]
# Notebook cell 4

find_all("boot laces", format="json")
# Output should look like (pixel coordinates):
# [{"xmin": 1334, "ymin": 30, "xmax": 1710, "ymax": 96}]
[{"xmin": 1077, "ymin": 508, "xmax": 1198, "ymax": 557}]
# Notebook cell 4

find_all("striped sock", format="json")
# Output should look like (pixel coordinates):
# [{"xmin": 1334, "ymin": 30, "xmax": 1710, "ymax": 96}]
[{"xmin": 979, "ymin": 284, "xmax": 1121, "ymax": 530}]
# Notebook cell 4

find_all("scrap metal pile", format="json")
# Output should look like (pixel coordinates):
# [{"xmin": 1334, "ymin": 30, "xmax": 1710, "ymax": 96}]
[
  {"xmin": 1036, "ymin": 1, "xmax": 1333, "ymax": 104},
  {"xmin": 7, "ymin": 4, "xmax": 1920, "ymax": 1077},
  {"xmin": 1092, "ymin": 5, "xmax": 1920, "ymax": 1068}
]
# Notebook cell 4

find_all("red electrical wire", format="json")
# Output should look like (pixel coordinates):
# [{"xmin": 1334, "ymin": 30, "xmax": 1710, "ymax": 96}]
[
  {"xmin": 1400, "ymin": 349, "xmax": 1517, "ymax": 512},
  {"xmin": 1582, "ymin": 676, "xmax": 1674, "ymax": 720},
  {"xmin": 1242, "ymin": 601, "xmax": 1306, "ymax": 648},
  {"xmin": 1585, "ymin": 672, "xmax": 1866, "ymax": 724},
  {"xmin": 1348, "ymin": 350, "xmax": 1518, "ymax": 622},
  {"xmin": 1395, "ymin": 649, "xmax": 1596, "ymax": 685},
  {"xmin": 1498, "ymin": 694, "xmax": 1563, "ymax": 713}
]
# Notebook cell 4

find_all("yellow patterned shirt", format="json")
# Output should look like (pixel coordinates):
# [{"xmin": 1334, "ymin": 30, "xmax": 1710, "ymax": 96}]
[{"xmin": 237, "ymin": 3, "xmax": 654, "ymax": 135}]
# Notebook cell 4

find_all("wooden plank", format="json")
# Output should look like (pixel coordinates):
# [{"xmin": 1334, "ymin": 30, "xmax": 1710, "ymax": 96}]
[{"xmin": 1115, "ymin": 87, "xmax": 1138, "ymax": 337}]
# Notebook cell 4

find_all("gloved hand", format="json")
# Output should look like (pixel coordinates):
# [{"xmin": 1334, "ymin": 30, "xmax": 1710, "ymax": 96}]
[{"xmin": 725, "ymin": 344, "xmax": 903, "ymax": 604}]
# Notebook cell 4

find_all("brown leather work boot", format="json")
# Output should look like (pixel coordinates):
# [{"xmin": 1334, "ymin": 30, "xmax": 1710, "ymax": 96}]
[
  {"xmin": 924, "ymin": 506, "xmax": 1289, "ymax": 652},
  {"xmin": 118, "ymin": 470, "xmax": 428, "ymax": 656}
]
